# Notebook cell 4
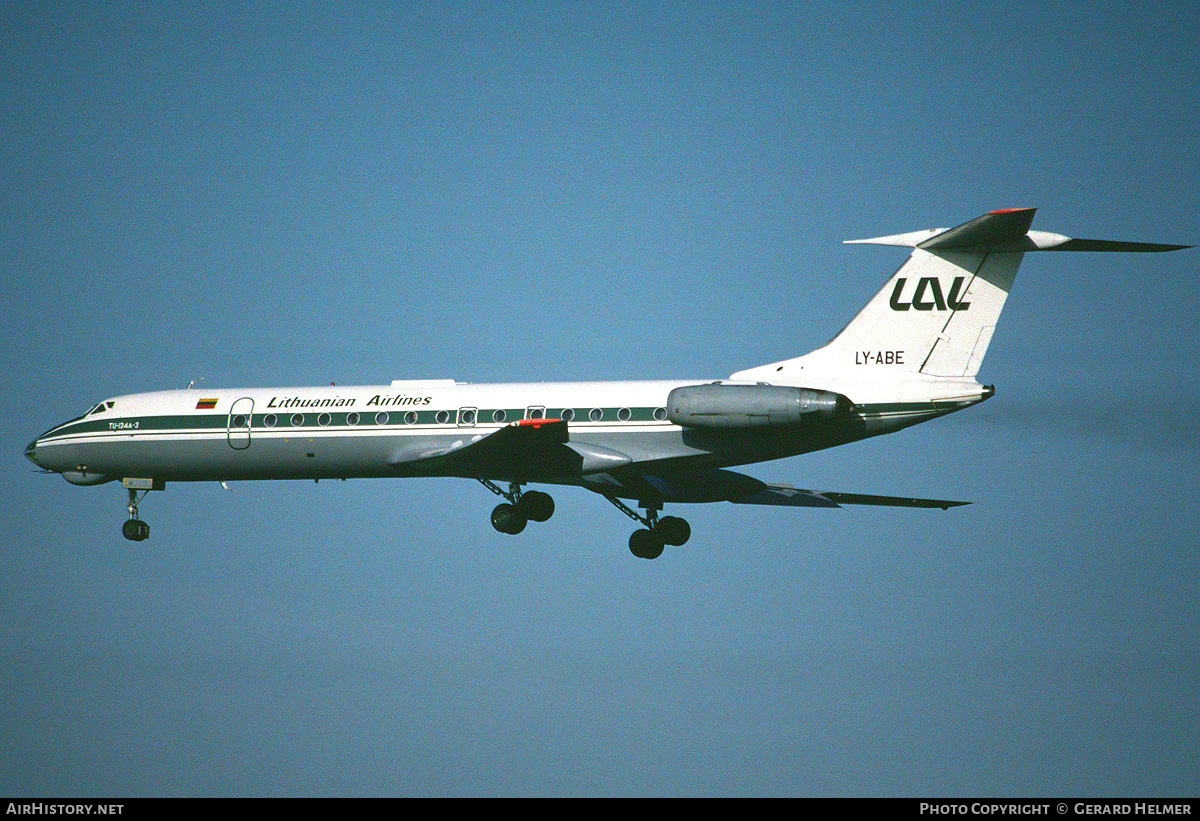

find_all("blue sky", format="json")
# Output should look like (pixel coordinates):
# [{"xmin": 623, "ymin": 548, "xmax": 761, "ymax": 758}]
[{"xmin": 3, "ymin": 0, "xmax": 1198, "ymax": 797}]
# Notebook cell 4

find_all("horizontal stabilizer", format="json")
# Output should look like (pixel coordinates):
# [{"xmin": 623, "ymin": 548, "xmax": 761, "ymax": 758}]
[
  {"xmin": 734, "ymin": 484, "xmax": 969, "ymax": 510},
  {"xmin": 846, "ymin": 208, "xmax": 1191, "ymax": 253},
  {"xmin": 919, "ymin": 208, "xmax": 1037, "ymax": 250},
  {"xmin": 1038, "ymin": 237, "xmax": 1192, "ymax": 253},
  {"xmin": 843, "ymin": 208, "xmax": 1035, "ymax": 249}
]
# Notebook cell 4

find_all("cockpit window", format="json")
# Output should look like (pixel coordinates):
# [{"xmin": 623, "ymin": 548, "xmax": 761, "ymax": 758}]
[{"xmin": 87, "ymin": 401, "xmax": 115, "ymax": 415}]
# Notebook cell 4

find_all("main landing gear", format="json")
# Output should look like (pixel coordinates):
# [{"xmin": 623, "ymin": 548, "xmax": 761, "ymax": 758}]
[
  {"xmin": 605, "ymin": 497, "xmax": 690, "ymax": 560},
  {"xmin": 477, "ymin": 479, "xmax": 690, "ymax": 559},
  {"xmin": 479, "ymin": 478, "xmax": 555, "ymax": 535}
]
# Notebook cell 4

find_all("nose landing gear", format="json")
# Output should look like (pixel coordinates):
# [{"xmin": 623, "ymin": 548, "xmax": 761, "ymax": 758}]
[
  {"xmin": 119, "ymin": 479, "xmax": 163, "ymax": 542},
  {"xmin": 123, "ymin": 487, "xmax": 150, "ymax": 542}
]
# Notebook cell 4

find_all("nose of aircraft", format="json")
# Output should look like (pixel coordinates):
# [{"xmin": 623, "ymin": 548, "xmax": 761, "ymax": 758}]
[{"xmin": 25, "ymin": 437, "xmax": 38, "ymax": 465}]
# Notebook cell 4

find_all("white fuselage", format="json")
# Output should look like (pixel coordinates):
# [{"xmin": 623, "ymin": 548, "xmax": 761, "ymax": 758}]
[{"xmin": 25, "ymin": 376, "xmax": 984, "ymax": 493}]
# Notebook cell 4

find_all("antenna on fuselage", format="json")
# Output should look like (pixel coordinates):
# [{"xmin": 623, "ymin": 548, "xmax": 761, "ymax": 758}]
[{"xmin": 186, "ymin": 378, "xmax": 206, "ymax": 390}]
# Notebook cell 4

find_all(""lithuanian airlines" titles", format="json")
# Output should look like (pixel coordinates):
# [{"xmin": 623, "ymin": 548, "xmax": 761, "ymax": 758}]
[{"xmin": 266, "ymin": 394, "xmax": 433, "ymax": 409}]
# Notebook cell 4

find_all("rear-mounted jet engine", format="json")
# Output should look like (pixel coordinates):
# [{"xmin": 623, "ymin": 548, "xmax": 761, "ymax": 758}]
[{"xmin": 666, "ymin": 383, "xmax": 855, "ymax": 429}]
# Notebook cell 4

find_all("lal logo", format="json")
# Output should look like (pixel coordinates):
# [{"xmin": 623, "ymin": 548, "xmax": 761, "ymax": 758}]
[{"xmin": 889, "ymin": 276, "xmax": 972, "ymax": 312}]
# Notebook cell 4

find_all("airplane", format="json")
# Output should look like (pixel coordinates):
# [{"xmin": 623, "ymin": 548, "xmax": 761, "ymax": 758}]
[{"xmin": 24, "ymin": 208, "xmax": 1190, "ymax": 558}]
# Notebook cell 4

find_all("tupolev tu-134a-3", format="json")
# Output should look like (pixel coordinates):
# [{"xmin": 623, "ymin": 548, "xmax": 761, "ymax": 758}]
[{"xmin": 25, "ymin": 209, "xmax": 1190, "ymax": 559}]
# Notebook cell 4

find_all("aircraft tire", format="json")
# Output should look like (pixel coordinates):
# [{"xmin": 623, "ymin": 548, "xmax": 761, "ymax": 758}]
[
  {"xmin": 491, "ymin": 503, "xmax": 527, "ymax": 535},
  {"xmin": 629, "ymin": 528, "xmax": 664, "ymax": 560},
  {"xmin": 122, "ymin": 520, "xmax": 149, "ymax": 542},
  {"xmin": 518, "ymin": 491, "xmax": 555, "ymax": 522},
  {"xmin": 656, "ymin": 516, "xmax": 690, "ymax": 546}
]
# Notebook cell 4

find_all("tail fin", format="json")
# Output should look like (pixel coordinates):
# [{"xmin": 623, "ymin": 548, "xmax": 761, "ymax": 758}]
[{"xmin": 733, "ymin": 208, "xmax": 1189, "ymax": 383}]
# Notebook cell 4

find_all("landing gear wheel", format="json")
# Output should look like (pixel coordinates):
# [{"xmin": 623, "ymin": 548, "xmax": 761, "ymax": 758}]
[
  {"xmin": 122, "ymin": 519, "xmax": 149, "ymax": 542},
  {"xmin": 518, "ymin": 490, "xmax": 555, "ymax": 522},
  {"xmin": 491, "ymin": 503, "xmax": 527, "ymax": 535},
  {"xmin": 629, "ymin": 528, "xmax": 664, "ymax": 560},
  {"xmin": 656, "ymin": 516, "xmax": 690, "ymax": 546}
]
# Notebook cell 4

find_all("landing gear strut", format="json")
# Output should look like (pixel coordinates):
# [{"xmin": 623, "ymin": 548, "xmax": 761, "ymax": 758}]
[
  {"xmin": 605, "ymin": 497, "xmax": 690, "ymax": 560},
  {"xmin": 478, "ymin": 478, "xmax": 555, "ymax": 535},
  {"xmin": 123, "ymin": 487, "xmax": 150, "ymax": 542}
]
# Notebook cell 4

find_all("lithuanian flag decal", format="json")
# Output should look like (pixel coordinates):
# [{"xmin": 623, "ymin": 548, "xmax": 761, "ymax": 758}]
[{"xmin": 195, "ymin": 398, "xmax": 218, "ymax": 410}]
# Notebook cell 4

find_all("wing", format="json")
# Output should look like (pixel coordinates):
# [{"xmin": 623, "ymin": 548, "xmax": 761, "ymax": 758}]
[
  {"xmin": 387, "ymin": 418, "xmax": 634, "ymax": 478},
  {"xmin": 583, "ymin": 468, "xmax": 968, "ymax": 510},
  {"xmin": 389, "ymin": 425, "xmax": 969, "ymax": 510},
  {"xmin": 733, "ymin": 483, "xmax": 968, "ymax": 510},
  {"xmin": 388, "ymin": 418, "xmax": 571, "ymax": 475}
]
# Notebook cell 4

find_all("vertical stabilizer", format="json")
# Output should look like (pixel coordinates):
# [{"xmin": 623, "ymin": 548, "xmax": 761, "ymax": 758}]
[{"xmin": 732, "ymin": 209, "xmax": 1189, "ymax": 384}]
